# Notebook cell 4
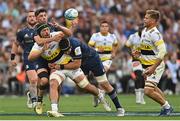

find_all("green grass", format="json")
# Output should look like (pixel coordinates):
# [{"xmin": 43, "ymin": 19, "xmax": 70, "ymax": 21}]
[{"xmin": 0, "ymin": 94, "xmax": 180, "ymax": 120}]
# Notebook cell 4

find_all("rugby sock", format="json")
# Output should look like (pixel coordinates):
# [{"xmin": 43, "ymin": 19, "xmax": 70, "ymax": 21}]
[
  {"xmin": 108, "ymin": 89, "xmax": 122, "ymax": 109},
  {"xmin": 140, "ymin": 88, "xmax": 145, "ymax": 104},
  {"xmin": 31, "ymin": 97, "xmax": 37, "ymax": 103},
  {"xmin": 37, "ymin": 96, "xmax": 43, "ymax": 103},
  {"xmin": 162, "ymin": 101, "xmax": 170, "ymax": 109},
  {"xmin": 135, "ymin": 89, "xmax": 141, "ymax": 103},
  {"xmin": 51, "ymin": 103, "xmax": 58, "ymax": 112}
]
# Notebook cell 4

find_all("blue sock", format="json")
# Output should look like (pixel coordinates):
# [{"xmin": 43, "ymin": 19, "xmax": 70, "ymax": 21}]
[{"xmin": 108, "ymin": 89, "xmax": 122, "ymax": 109}]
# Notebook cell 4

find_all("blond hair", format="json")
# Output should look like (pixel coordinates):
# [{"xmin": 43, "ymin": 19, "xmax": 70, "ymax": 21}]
[{"xmin": 146, "ymin": 9, "xmax": 160, "ymax": 21}]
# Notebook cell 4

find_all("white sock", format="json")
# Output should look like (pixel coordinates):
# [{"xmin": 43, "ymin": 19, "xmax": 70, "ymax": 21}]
[
  {"xmin": 140, "ymin": 88, "xmax": 145, "ymax": 103},
  {"xmin": 51, "ymin": 103, "xmax": 58, "ymax": 112},
  {"xmin": 162, "ymin": 101, "xmax": 170, "ymax": 109},
  {"xmin": 135, "ymin": 89, "xmax": 141, "ymax": 103}
]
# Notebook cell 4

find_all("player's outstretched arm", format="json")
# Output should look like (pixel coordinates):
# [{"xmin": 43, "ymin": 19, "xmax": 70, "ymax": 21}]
[
  {"xmin": 28, "ymin": 43, "xmax": 44, "ymax": 61},
  {"xmin": 34, "ymin": 35, "xmax": 54, "ymax": 46},
  {"xmin": 50, "ymin": 18, "xmax": 73, "ymax": 37}
]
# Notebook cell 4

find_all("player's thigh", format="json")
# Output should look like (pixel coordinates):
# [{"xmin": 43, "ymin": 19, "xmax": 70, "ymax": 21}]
[
  {"xmin": 50, "ymin": 70, "xmax": 66, "ymax": 85},
  {"xmin": 24, "ymin": 60, "xmax": 38, "ymax": 82},
  {"xmin": 26, "ymin": 70, "xmax": 38, "ymax": 82},
  {"xmin": 65, "ymin": 68, "xmax": 85, "ymax": 83},
  {"xmin": 36, "ymin": 57, "xmax": 49, "ymax": 71},
  {"xmin": 89, "ymin": 56, "xmax": 105, "ymax": 77}
]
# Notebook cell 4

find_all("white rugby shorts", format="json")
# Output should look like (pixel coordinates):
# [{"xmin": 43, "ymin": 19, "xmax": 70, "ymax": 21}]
[{"xmin": 50, "ymin": 68, "xmax": 84, "ymax": 85}]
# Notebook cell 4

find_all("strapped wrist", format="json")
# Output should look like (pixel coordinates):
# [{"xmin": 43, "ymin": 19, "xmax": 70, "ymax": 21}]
[{"xmin": 60, "ymin": 65, "xmax": 64, "ymax": 69}]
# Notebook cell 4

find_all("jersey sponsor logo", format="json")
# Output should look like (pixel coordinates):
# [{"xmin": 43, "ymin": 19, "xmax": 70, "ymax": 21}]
[
  {"xmin": 42, "ymin": 48, "xmax": 61, "ymax": 61},
  {"xmin": 75, "ymin": 46, "xmax": 81, "ymax": 56},
  {"xmin": 140, "ymin": 44, "xmax": 152, "ymax": 50},
  {"xmin": 26, "ymin": 65, "xmax": 29, "ymax": 69},
  {"xmin": 24, "ymin": 34, "xmax": 29, "ymax": 38}
]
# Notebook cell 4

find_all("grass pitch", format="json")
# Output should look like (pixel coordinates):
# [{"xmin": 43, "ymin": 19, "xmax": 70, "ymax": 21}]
[{"xmin": 0, "ymin": 94, "xmax": 180, "ymax": 120}]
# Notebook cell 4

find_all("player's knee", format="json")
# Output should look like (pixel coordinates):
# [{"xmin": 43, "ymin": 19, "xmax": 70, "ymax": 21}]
[
  {"xmin": 96, "ymin": 74, "xmax": 108, "ymax": 83},
  {"xmin": 50, "ymin": 73, "xmax": 63, "ymax": 85},
  {"xmin": 144, "ymin": 81, "xmax": 157, "ymax": 95},
  {"xmin": 77, "ymin": 78, "xmax": 89, "ymax": 88},
  {"xmin": 38, "ymin": 83, "xmax": 49, "ymax": 90}
]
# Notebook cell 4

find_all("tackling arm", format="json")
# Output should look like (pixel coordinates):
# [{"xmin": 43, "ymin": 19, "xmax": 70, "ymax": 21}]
[
  {"xmin": 56, "ymin": 25, "xmax": 72, "ymax": 37},
  {"xmin": 34, "ymin": 32, "xmax": 64, "ymax": 46},
  {"xmin": 50, "ymin": 59, "xmax": 81, "ymax": 70},
  {"xmin": 63, "ymin": 59, "xmax": 81, "ymax": 70}
]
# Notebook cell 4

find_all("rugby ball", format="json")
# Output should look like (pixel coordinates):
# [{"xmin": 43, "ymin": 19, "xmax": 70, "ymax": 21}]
[{"xmin": 64, "ymin": 8, "xmax": 78, "ymax": 20}]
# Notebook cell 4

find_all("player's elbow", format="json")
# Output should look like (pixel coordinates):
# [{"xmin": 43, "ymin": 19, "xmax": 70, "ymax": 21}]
[{"xmin": 66, "ymin": 30, "xmax": 73, "ymax": 37}]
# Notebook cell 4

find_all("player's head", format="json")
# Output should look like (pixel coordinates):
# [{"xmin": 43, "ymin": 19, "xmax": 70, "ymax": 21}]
[
  {"xmin": 35, "ymin": 8, "xmax": 48, "ymax": 23},
  {"xmin": 144, "ymin": 9, "xmax": 160, "ymax": 27},
  {"xmin": 27, "ymin": 11, "xmax": 37, "ymax": 27},
  {"xmin": 36, "ymin": 23, "xmax": 50, "ymax": 38},
  {"xmin": 58, "ymin": 38, "xmax": 71, "ymax": 54},
  {"xmin": 100, "ymin": 20, "xmax": 109, "ymax": 35}
]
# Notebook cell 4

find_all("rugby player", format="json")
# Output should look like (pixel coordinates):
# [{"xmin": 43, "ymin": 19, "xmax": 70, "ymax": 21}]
[
  {"xmin": 125, "ymin": 25, "xmax": 145, "ymax": 104},
  {"xmin": 28, "ymin": 23, "xmax": 111, "ymax": 117},
  {"xmin": 133, "ymin": 10, "xmax": 173, "ymax": 116},
  {"xmin": 10, "ymin": 11, "xmax": 38, "ymax": 108}
]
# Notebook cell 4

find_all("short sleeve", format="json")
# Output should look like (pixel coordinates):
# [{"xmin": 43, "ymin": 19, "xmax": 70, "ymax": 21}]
[
  {"xmin": 72, "ymin": 46, "xmax": 82, "ymax": 59},
  {"xmin": 151, "ymin": 32, "xmax": 164, "ymax": 46},
  {"xmin": 88, "ymin": 33, "xmax": 96, "ymax": 46},
  {"xmin": 112, "ymin": 34, "xmax": 118, "ymax": 45}
]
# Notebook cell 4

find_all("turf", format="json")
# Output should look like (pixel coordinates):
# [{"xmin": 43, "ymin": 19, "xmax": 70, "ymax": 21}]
[{"xmin": 0, "ymin": 94, "xmax": 179, "ymax": 120}]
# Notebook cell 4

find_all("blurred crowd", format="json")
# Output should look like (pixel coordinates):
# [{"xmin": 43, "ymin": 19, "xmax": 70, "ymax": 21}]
[{"xmin": 0, "ymin": 0, "xmax": 180, "ymax": 95}]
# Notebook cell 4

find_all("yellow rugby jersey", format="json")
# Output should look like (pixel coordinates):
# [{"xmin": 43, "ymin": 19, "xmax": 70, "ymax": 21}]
[
  {"xmin": 88, "ymin": 32, "xmax": 118, "ymax": 61},
  {"xmin": 31, "ymin": 32, "xmax": 72, "ymax": 65},
  {"xmin": 139, "ymin": 27, "xmax": 167, "ymax": 66}
]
